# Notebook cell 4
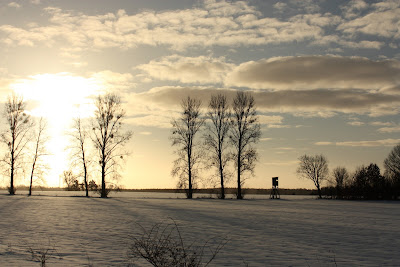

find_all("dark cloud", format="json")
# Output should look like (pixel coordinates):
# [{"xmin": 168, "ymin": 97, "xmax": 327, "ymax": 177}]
[
  {"xmin": 226, "ymin": 55, "xmax": 400, "ymax": 90},
  {"xmin": 135, "ymin": 86, "xmax": 400, "ymax": 117}
]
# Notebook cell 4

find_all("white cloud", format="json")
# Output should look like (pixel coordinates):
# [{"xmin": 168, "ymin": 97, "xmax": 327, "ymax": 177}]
[
  {"xmin": 377, "ymin": 126, "xmax": 400, "ymax": 133},
  {"xmin": 273, "ymin": 2, "xmax": 287, "ymax": 13},
  {"xmin": 315, "ymin": 139, "xmax": 400, "ymax": 147},
  {"xmin": 7, "ymin": 2, "xmax": 21, "ymax": 9},
  {"xmin": 258, "ymin": 115, "xmax": 284, "ymax": 125},
  {"xmin": 90, "ymin": 71, "xmax": 135, "ymax": 92},
  {"xmin": 336, "ymin": 139, "xmax": 400, "ymax": 147},
  {"xmin": 338, "ymin": 3, "xmax": 400, "ymax": 39},
  {"xmin": 315, "ymin": 141, "xmax": 334, "ymax": 146},
  {"xmin": 137, "ymin": 55, "xmax": 234, "ymax": 84},
  {"xmin": 126, "ymin": 115, "xmax": 171, "ymax": 129},
  {"xmin": 347, "ymin": 121, "xmax": 364, "ymax": 126},
  {"xmin": 0, "ymin": 1, "xmax": 374, "ymax": 53},
  {"xmin": 260, "ymin": 138, "xmax": 273, "ymax": 141},
  {"xmin": 370, "ymin": 121, "xmax": 394, "ymax": 127}
]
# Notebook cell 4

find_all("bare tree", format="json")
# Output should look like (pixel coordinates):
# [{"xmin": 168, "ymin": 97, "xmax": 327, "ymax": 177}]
[
  {"xmin": 204, "ymin": 94, "xmax": 231, "ymax": 199},
  {"xmin": 384, "ymin": 143, "xmax": 400, "ymax": 179},
  {"xmin": 384, "ymin": 144, "xmax": 400, "ymax": 199},
  {"xmin": 229, "ymin": 91, "xmax": 261, "ymax": 199},
  {"xmin": 28, "ymin": 117, "xmax": 49, "ymax": 196},
  {"xmin": 62, "ymin": 170, "xmax": 79, "ymax": 191},
  {"xmin": 91, "ymin": 93, "xmax": 132, "ymax": 198},
  {"xmin": 171, "ymin": 97, "xmax": 204, "ymax": 199},
  {"xmin": 1, "ymin": 94, "xmax": 34, "ymax": 195},
  {"xmin": 332, "ymin": 166, "xmax": 349, "ymax": 199},
  {"xmin": 69, "ymin": 117, "xmax": 90, "ymax": 197},
  {"xmin": 297, "ymin": 154, "xmax": 329, "ymax": 199}
]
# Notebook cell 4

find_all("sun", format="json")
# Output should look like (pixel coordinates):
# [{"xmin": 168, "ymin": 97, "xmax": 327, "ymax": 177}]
[{"xmin": 10, "ymin": 73, "xmax": 101, "ymax": 187}]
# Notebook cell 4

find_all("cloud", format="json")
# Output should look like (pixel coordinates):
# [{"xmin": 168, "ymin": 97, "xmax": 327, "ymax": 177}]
[
  {"xmin": 370, "ymin": 121, "xmax": 394, "ymax": 127},
  {"xmin": 134, "ymin": 86, "xmax": 400, "ymax": 118},
  {"xmin": 7, "ymin": 2, "xmax": 21, "ymax": 9},
  {"xmin": 316, "ymin": 139, "xmax": 400, "ymax": 147},
  {"xmin": 225, "ymin": 55, "xmax": 400, "ymax": 90},
  {"xmin": 347, "ymin": 121, "xmax": 364, "ymax": 126},
  {"xmin": 258, "ymin": 115, "xmax": 285, "ymax": 126},
  {"xmin": 315, "ymin": 141, "xmax": 334, "ymax": 146},
  {"xmin": 377, "ymin": 126, "xmax": 400, "ymax": 133},
  {"xmin": 90, "ymin": 71, "xmax": 135, "ymax": 92},
  {"xmin": 126, "ymin": 115, "xmax": 172, "ymax": 129},
  {"xmin": 0, "ymin": 0, "xmax": 378, "ymax": 53},
  {"xmin": 137, "ymin": 55, "xmax": 234, "ymax": 84},
  {"xmin": 336, "ymin": 139, "xmax": 400, "ymax": 147},
  {"xmin": 260, "ymin": 138, "xmax": 273, "ymax": 141},
  {"xmin": 340, "ymin": 0, "xmax": 369, "ymax": 19},
  {"xmin": 338, "ymin": 1, "xmax": 400, "ymax": 39}
]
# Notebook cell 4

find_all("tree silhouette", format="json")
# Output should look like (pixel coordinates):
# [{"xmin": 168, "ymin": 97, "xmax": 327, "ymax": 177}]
[
  {"xmin": 171, "ymin": 97, "xmax": 204, "ymax": 199},
  {"xmin": 28, "ymin": 117, "xmax": 49, "ymax": 196},
  {"xmin": 91, "ymin": 93, "xmax": 132, "ymax": 198},
  {"xmin": 69, "ymin": 117, "xmax": 91, "ymax": 197},
  {"xmin": 1, "ymin": 94, "xmax": 34, "ymax": 195},
  {"xmin": 204, "ymin": 94, "xmax": 231, "ymax": 199},
  {"xmin": 332, "ymin": 166, "xmax": 349, "ymax": 199},
  {"xmin": 297, "ymin": 154, "xmax": 329, "ymax": 199},
  {"xmin": 384, "ymin": 144, "xmax": 400, "ymax": 198},
  {"xmin": 62, "ymin": 170, "xmax": 79, "ymax": 191},
  {"xmin": 229, "ymin": 91, "xmax": 261, "ymax": 199}
]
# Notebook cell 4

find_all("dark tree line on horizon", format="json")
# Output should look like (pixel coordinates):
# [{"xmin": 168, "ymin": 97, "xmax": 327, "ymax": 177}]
[{"xmin": 298, "ymin": 149, "xmax": 400, "ymax": 200}]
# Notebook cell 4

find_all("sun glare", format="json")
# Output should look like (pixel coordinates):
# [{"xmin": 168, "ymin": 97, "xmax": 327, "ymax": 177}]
[{"xmin": 10, "ymin": 73, "xmax": 102, "ymax": 187}]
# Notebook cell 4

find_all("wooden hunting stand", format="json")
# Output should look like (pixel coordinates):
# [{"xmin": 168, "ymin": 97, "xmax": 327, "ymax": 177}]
[{"xmin": 270, "ymin": 177, "xmax": 280, "ymax": 199}]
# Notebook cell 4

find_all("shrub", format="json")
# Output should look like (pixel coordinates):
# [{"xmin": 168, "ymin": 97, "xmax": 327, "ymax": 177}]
[{"xmin": 127, "ymin": 221, "xmax": 227, "ymax": 267}]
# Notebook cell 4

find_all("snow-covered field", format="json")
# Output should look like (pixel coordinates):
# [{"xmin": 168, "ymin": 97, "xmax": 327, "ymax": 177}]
[{"xmin": 0, "ymin": 191, "xmax": 399, "ymax": 266}]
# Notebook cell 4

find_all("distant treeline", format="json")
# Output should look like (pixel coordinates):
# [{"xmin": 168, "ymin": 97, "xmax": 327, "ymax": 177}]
[
  {"xmin": 322, "ymin": 163, "xmax": 400, "ymax": 200},
  {"xmin": 124, "ymin": 188, "xmax": 319, "ymax": 195},
  {"xmin": 0, "ymin": 186, "xmax": 320, "ymax": 196}
]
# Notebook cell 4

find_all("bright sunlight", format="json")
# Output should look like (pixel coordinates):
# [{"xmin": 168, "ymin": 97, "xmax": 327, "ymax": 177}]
[{"xmin": 10, "ymin": 73, "xmax": 102, "ymax": 186}]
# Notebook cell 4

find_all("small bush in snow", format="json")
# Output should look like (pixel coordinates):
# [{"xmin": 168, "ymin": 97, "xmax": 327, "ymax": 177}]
[{"xmin": 127, "ymin": 221, "xmax": 226, "ymax": 267}]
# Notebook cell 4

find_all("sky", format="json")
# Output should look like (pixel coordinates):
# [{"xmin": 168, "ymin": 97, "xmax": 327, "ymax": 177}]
[{"xmin": 0, "ymin": 0, "xmax": 400, "ymax": 190}]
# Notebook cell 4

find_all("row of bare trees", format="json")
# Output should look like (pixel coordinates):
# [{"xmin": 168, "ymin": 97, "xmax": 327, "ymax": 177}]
[
  {"xmin": 0, "ymin": 94, "xmax": 48, "ymax": 196},
  {"xmin": 1, "ymin": 93, "xmax": 132, "ymax": 198},
  {"xmin": 297, "ymin": 146, "xmax": 400, "ymax": 199},
  {"xmin": 171, "ymin": 91, "xmax": 261, "ymax": 199}
]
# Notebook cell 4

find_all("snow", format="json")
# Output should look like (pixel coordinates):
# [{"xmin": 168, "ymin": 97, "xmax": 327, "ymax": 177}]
[{"xmin": 0, "ymin": 191, "xmax": 399, "ymax": 266}]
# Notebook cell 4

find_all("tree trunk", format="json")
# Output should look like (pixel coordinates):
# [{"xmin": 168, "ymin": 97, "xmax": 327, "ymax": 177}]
[
  {"xmin": 29, "ymin": 167, "xmax": 34, "ymax": 196},
  {"xmin": 187, "ymin": 143, "xmax": 193, "ymax": 199},
  {"xmin": 237, "ymin": 145, "xmax": 242, "ymax": 199},
  {"xmin": 84, "ymin": 164, "xmax": 88, "ymax": 197},
  {"xmin": 10, "ymin": 170, "xmax": 15, "ymax": 195},
  {"xmin": 188, "ymin": 171, "xmax": 192, "ymax": 199},
  {"xmin": 101, "ymin": 160, "xmax": 106, "ymax": 198},
  {"xmin": 188, "ymin": 154, "xmax": 193, "ymax": 199},
  {"xmin": 317, "ymin": 184, "xmax": 322, "ymax": 199},
  {"xmin": 10, "ymin": 154, "xmax": 15, "ymax": 195},
  {"xmin": 219, "ymin": 156, "xmax": 225, "ymax": 199}
]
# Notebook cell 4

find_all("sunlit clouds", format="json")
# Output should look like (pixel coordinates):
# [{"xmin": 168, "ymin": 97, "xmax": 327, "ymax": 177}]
[{"xmin": 1, "ymin": 0, "xmax": 399, "ymax": 53}]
